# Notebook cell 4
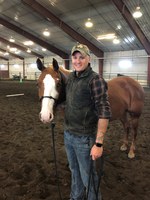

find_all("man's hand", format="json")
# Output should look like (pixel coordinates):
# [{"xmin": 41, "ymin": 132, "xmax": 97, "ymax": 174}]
[{"xmin": 90, "ymin": 145, "xmax": 103, "ymax": 160}]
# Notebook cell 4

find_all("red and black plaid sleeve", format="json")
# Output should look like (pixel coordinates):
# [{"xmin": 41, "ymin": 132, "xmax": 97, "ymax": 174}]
[{"xmin": 90, "ymin": 76, "xmax": 112, "ymax": 119}]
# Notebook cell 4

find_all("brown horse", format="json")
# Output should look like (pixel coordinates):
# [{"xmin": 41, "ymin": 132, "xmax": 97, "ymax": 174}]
[{"xmin": 36, "ymin": 58, "xmax": 145, "ymax": 159}]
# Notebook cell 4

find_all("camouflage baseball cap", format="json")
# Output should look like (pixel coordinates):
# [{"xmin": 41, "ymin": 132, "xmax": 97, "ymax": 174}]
[{"xmin": 71, "ymin": 43, "xmax": 90, "ymax": 56}]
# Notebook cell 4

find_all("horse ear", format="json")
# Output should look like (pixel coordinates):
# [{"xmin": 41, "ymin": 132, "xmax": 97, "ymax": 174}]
[
  {"xmin": 53, "ymin": 58, "xmax": 59, "ymax": 71},
  {"xmin": 36, "ymin": 58, "xmax": 46, "ymax": 71}
]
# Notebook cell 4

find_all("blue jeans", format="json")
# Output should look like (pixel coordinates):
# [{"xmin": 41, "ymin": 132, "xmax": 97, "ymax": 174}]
[{"xmin": 64, "ymin": 131, "xmax": 102, "ymax": 200}]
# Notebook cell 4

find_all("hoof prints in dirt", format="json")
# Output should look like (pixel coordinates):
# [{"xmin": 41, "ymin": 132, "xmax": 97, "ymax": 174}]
[{"xmin": 0, "ymin": 81, "xmax": 150, "ymax": 200}]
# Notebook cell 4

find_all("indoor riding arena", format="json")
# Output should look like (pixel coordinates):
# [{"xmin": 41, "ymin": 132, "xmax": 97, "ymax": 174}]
[
  {"xmin": 0, "ymin": 0, "xmax": 150, "ymax": 200},
  {"xmin": 0, "ymin": 80, "xmax": 150, "ymax": 200}
]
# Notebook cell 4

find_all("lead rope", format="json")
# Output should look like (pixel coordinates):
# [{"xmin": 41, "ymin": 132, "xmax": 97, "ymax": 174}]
[
  {"xmin": 51, "ymin": 122, "xmax": 63, "ymax": 200},
  {"xmin": 51, "ymin": 122, "xmax": 103, "ymax": 200},
  {"xmin": 86, "ymin": 156, "xmax": 104, "ymax": 200}
]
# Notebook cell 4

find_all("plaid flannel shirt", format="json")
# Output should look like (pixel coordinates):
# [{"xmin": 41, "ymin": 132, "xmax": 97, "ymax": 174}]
[{"xmin": 90, "ymin": 76, "xmax": 112, "ymax": 119}]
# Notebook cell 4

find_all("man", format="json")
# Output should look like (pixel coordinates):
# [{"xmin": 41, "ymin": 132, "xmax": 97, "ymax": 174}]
[{"xmin": 64, "ymin": 43, "xmax": 111, "ymax": 200}]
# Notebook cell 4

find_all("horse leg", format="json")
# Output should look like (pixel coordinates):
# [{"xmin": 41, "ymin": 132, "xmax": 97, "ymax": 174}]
[
  {"xmin": 128, "ymin": 116, "xmax": 139, "ymax": 159},
  {"xmin": 120, "ymin": 114, "xmax": 130, "ymax": 152}
]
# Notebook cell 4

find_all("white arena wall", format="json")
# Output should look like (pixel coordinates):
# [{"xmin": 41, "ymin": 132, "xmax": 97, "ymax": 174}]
[
  {"xmin": 0, "ymin": 49, "xmax": 148, "ymax": 86},
  {"xmin": 91, "ymin": 49, "xmax": 148, "ymax": 86}
]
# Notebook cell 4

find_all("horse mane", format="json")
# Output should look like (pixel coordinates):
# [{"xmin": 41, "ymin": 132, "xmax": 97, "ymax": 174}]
[
  {"xmin": 58, "ymin": 66, "xmax": 72, "ymax": 75},
  {"xmin": 46, "ymin": 64, "xmax": 72, "ymax": 76}
]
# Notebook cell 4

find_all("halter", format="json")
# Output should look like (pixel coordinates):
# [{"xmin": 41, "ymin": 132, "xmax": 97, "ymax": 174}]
[
  {"xmin": 40, "ymin": 95, "xmax": 57, "ymax": 103},
  {"xmin": 39, "ymin": 70, "xmax": 66, "ymax": 104}
]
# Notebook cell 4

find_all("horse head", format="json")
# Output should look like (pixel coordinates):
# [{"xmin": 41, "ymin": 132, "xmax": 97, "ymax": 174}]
[{"xmin": 36, "ymin": 58, "xmax": 69, "ymax": 123}]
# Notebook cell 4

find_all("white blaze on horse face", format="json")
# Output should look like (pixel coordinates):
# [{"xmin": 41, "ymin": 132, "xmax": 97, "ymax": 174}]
[{"xmin": 40, "ymin": 74, "xmax": 58, "ymax": 123}]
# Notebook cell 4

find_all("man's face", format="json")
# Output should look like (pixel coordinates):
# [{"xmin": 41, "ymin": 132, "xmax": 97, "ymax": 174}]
[{"xmin": 71, "ymin": 52, "xmax": 90, "ymax": 72}]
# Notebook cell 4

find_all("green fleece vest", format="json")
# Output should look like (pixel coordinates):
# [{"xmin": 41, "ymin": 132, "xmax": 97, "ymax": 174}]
[{"xmin": 64, "ymin": 66, "xmax": 99, "ymax": 135}]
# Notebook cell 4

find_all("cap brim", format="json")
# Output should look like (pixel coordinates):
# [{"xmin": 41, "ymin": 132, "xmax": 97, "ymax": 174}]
[{"xmin": 72, "ymin": 49, "xmax": 89, "ymax": 57}]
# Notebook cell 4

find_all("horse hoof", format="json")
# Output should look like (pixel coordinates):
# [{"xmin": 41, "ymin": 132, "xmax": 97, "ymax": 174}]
[
  {"xmin": 128, "ymin": 152, "xmax": 135, "ymax": 159},
  {"xmin": 120, "ymin": 144, "xmax": 127, "ymax": 151}
]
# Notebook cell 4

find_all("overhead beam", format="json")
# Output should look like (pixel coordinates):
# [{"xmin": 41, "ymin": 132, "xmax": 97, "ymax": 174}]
[
  {"xmin": 22, "ymin": 0, "xmax": 104, "ymax": 58},
  {"xmin": 112, "ymin": 0, "xmax": 150, "ymax": 55},
  {"xmin": 0, "ymin": 56, "xmax": 9, "ymax": 61},
  {"xmin": 0, "ymin": 47, "xmax": 24, "ymax": 60},
  {"xmin": 0, "ymin": 17, "xmax": 69, "ymax": 59},
  {"xmin": 0, "ymin": 37, "xmax": 43, "ymax": 58}
]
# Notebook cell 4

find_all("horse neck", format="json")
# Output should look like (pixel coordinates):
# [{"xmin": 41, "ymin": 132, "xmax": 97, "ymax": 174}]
[
  {"xmin": 59, "ymin": 67, "xmax": 71, "ymax": 83},
  {"xmin": 57, "ymin": 68, "xmax": 70, "ymax": 105}
]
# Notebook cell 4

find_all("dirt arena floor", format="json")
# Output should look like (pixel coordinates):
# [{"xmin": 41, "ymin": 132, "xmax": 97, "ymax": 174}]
[{"xmin": 0, "ymin": 80, "xmax": 150, "ymax": 200}]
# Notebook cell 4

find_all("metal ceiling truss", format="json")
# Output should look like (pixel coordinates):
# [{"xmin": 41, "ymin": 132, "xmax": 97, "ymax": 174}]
[
  {"xmin": 0, "ymin": 17, "xmax": 68, "ymax": 59},
  {"xmin": 112, "ymin": 0, "xmax": 150, "ymax": 55},
  {"xmin": 0, "ymin": 36, "xmax": 43, "ymax": 58},
  {"xmin": 0, "ymin": 47, "xmax": 24, "ymax": 60},
  {"xmin": 0, "ymin": 0, "xmax": 150, "ymax": 58},
  {"xmin": 0, "ymin": 55, "xmax": 9, "ymax": 61},
  {"xmin": 0, "ymin": 0, "xmax": 150, "ymax": 78},
  {"xmin": 22, "ymin": 0, "xmax": 104, "ymax": 58}
]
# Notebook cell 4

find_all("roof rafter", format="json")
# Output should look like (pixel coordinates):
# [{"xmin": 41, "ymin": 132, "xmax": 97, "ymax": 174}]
[
  {"xmin": 0, "ymin": 17, "xmax": 69, "ymax": 59},
  {"xmin": 0, "ymin": 55, "xmax": 9, "ymax": 61},
  {"xmin": 22, "ymin": 0, "xmax": 104, "ymax": 58},
  {"xmin": 0, "ymin": 47, "xmax": 24, "ymax": 60},
  {"xmin": 0, "ymin": 37, "xmax": 43, "ymax": 58},
  {"xmin": 112, "ymin": 0, "xmax": 150, "ymax": 55}
]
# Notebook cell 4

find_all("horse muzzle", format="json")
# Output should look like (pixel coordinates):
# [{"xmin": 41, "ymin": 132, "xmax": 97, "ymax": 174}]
[{"xmin": 39, "ymin": 112, "xmax": 54, "ymax": 123}]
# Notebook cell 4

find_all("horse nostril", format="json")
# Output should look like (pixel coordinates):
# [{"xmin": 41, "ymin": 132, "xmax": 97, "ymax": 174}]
[
  {"xmin": 50, "ymin": 113, "xmax": 54, "ymax": 121},
  {"xmin": 39, "ymin": 112, "xmax": 54, "ymax": 123}
]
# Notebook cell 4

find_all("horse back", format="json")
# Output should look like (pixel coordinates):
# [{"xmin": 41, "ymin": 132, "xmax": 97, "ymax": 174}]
[{"xmin": 108, "ymin": 76, "xmax": 145, "ymax": 120}]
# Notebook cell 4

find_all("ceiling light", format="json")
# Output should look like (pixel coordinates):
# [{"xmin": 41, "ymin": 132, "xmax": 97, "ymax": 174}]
[
  {"xmin": 113, "ymin": 38, "xmax": 120, "ymax": 44},
  {"xmin": 24, "ymin": 41, "xmax": 34, "ymax": 46},
  {"xmin": 85, "ymin": 18, "xmax": 93, "ymax": 28},
  {"xmin": 14, "ymin": 15, "xmax": 18, "ymax": 21},
  {"xmin": 117, "ymin": 25, "xmax": 121, "ymax": 30},
  {"xmin": 42, "ymin": 48, "xmax": 47, "ymax": 51},
  {"xmin": 27, "ymin": 48, "xmax": 31, "ymax": 53},
  {"xmin": 124, "ymin": 36, "xmax": 135, "ymax": 43},
  {"xmin": 9, "ymin": 47, "xmax": 17, "ymax": 52},
  {"xmin": 4, "ymin": 52, "xmax": 9, "ymax": 56},
  {"xmin": 9, "ymin": 37, "xmax": 15, "ymax": 42},
  {"xmin": 97, "ymin": 33, "xmax": 116, "ymax": 40},
  {"xmin": 15, "ymin": 50, "xmax": 21, "ymax": 54},
  {"xmin": 133, "ymin": 6, "xmax": 142, "ymax": 18},
  {"xmin": 43, "ymin": 29, "xmax": 50, "ymax": 36},
  {"xmin": 49, "ymin": 0, "xmax": 56, "ymax": 7}
]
